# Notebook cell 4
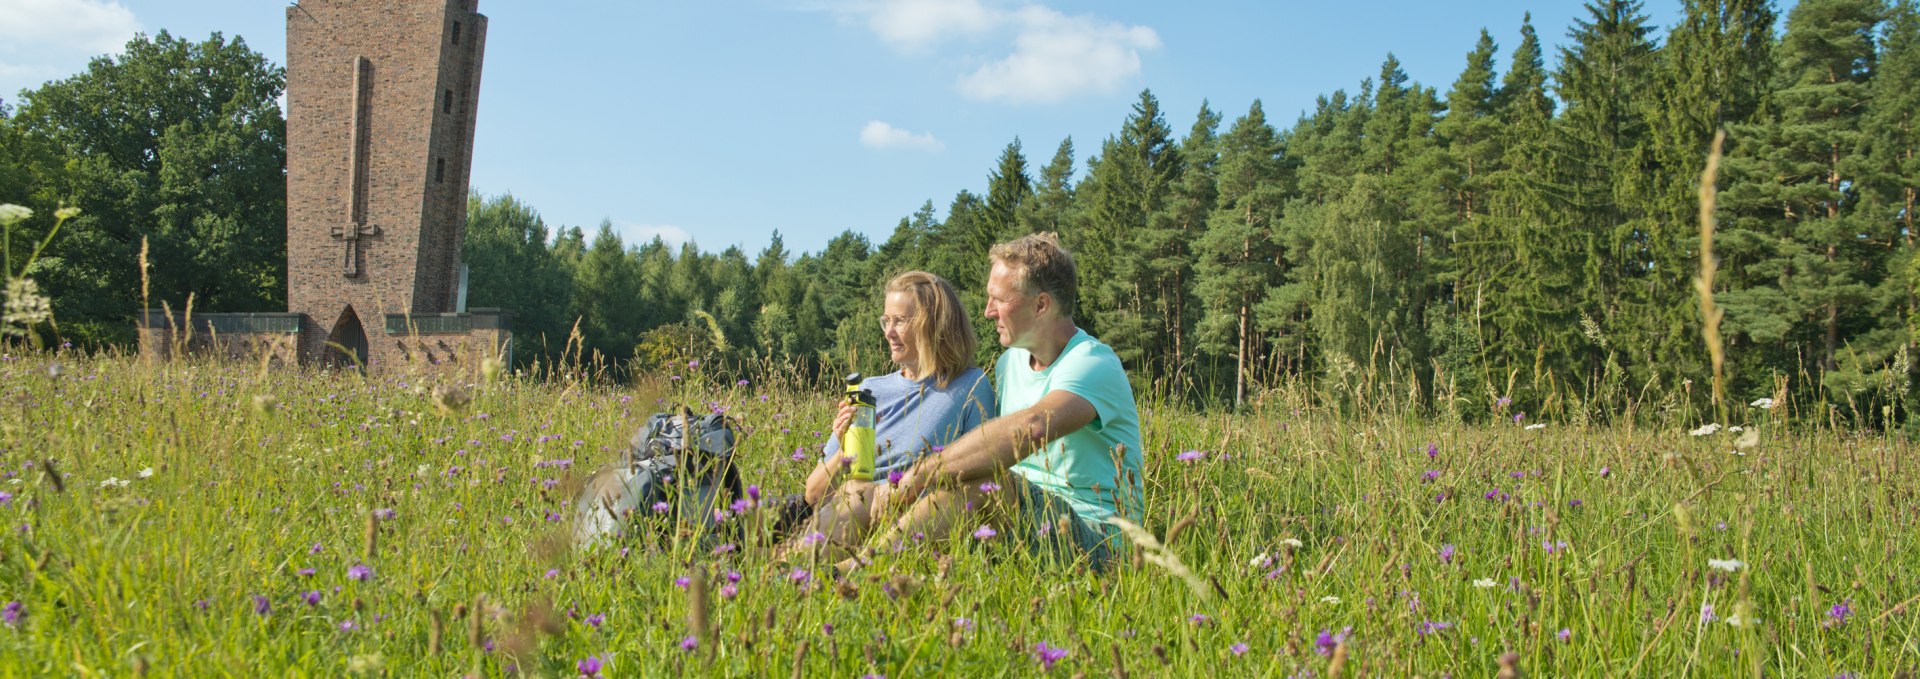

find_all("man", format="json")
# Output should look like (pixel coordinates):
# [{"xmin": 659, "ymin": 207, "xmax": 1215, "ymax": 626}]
[{"xmin": 871, "ymin": 232, "xmax": 1143, "ymax": 570}]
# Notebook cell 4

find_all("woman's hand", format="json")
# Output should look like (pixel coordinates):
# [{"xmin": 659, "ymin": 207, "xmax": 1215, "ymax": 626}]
[{"xmin": 829, "ymin": 399, "xmax": 857, "ymax": 444}]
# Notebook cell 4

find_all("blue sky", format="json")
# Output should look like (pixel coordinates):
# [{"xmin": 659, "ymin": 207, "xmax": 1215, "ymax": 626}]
[{"xmin": 0, "ymin": 0, "xmax": 1649, "ymax": 257}]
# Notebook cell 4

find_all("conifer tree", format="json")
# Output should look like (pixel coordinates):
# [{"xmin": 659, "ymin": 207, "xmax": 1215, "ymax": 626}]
[
  {"xmin": 1017, "ymin": 138, "xmax": 1078, "ymax": 236},
  {"xmin": 1196, "ymin": 101, "xmax": 1287, "ymax": 406},
  {"xmin": 1079, "ymin": 89, "xmax": 1179, "ymax": 343}
]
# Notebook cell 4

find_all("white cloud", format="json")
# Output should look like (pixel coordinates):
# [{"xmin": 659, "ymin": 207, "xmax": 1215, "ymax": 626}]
[
  {"xmin": 859, "ymin": 120, "xmax": 943, "ymax": 152},
  {"xmin": 614, "ymin": 222, "xmax": 692, "ymax": 248},
  {"xmin": 0, "ymin": 0, "xmax": 140, "ymax": 99},
  {"xmin": 858, "ymin": 0, "xmax": 998, "ymax": 52},
  {"xmin": 832, "ymin": 0, "xmax": 1158, "ymax": 105},
  {"xmin": 956, "ymin": 6, "xmax": 1160, "ymax": 104}
]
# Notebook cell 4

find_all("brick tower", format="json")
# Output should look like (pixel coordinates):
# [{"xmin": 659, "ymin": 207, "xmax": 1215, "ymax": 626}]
[{"xmin": 284, "ymin": 0, "xmax": 501, "ymax": 368}]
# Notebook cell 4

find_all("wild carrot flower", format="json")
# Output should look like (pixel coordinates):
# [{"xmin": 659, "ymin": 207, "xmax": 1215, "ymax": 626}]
[
  {"xmin": 1750, "ymin": 398, "xmax": 1775, "ymax": 409},
  {"xmin": 1472, "ymin": 578, "xmax": 1497, "ymax": 589},
  {"xmin": 1707, "ymin": 559, "xmax": 1743, "ymax": 572},
  {"xmin": 1690, "ymin": 423, "xmax": 1721, "ymax": 436}
]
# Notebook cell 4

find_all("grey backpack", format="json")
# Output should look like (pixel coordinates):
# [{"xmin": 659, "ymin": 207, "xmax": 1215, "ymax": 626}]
[{"xmin": 573, "ymin": 409, "xmax": 744, "ymax": 548}]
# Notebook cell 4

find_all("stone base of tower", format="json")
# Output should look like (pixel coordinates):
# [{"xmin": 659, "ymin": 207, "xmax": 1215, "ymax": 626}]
[{"xmin": 139, "ymin": 308, "xmax": 510, "ymax": 374}]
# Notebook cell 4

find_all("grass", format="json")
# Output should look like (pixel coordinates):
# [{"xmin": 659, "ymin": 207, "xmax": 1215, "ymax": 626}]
[{"xmin": 0, "ymin": 351, "xmax": 1916, "ymax": 677}]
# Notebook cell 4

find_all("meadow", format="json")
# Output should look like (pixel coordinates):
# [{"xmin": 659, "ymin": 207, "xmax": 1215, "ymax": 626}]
[{"xmin": 0, "ymin": 351, "xmax": 1914, "ymax": 677}]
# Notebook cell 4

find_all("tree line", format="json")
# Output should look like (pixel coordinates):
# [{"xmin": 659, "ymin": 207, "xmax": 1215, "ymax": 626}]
[{"xmin": 2, "ymin": 0, "xmax": 1917, "ymax": 425}]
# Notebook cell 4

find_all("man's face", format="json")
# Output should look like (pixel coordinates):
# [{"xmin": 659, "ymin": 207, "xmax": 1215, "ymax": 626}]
[{"xmin": 984, "ymin": 261, "xmax": 1038, "ymax": 348}]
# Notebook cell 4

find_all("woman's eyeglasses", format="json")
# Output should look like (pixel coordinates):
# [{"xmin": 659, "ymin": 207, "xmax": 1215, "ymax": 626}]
[{"xmin": 878, "ymin": 315, "xmax": 914, "ymax": 331}]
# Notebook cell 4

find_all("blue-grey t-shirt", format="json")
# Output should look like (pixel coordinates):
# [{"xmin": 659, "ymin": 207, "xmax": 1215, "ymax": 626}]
[{"xmin": 821, "ymin": 367, "xmax": 996, "ymax": 477}]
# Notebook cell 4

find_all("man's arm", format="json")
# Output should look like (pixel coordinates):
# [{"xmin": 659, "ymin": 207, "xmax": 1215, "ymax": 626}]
[{"xmin": 893, "ymin": 389, "xmax": 1096, "ymax": 505}]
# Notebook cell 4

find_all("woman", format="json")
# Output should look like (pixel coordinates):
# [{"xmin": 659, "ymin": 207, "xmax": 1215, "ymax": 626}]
[{"xmin": 779, "ymin": 271, "xmax": 995, "ymax": 561}]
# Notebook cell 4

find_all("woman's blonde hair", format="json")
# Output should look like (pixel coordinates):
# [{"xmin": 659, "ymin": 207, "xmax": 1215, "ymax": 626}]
[{"xmin": 886, "ymin": 271, "xmax": 977, "ymax": 388}]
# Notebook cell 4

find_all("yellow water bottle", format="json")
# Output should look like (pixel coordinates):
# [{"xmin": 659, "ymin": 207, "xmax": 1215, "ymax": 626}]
[{"xmin": 843, "ymin": 372, "xmax": 878, "ymax": 481}]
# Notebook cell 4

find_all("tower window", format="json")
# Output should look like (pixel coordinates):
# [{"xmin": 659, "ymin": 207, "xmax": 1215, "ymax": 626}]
[
  {"xmin": 452, "ymin": 21, "xmax": 462, "ymax": 44},
  {"xmin": 443, "ymin": 89, "xmax": 453, "ymax": 114},
  {"xmin": 436, "ymin": 158, "xmax": 446, "ymax": 183}
]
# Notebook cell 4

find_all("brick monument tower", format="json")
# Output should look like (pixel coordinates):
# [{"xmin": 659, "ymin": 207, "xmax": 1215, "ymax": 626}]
[
  {"xmin": 137, "ymin": 0, "xmax": 507, "ymax": 368},
  {"xmin": 284, "ymin": 0, "xmax": 505, "ymax": 368}
]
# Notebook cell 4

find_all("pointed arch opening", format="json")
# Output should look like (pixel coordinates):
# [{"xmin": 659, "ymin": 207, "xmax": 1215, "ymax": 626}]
[{"xmin": 323, "ymin": 305, "xmax": 370, "ymax": 371}]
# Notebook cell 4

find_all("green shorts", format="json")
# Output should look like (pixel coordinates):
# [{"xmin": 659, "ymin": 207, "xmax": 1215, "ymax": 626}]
[{"xmin": 1013, "ymin": 476, "xmax": 1117, "ymax": 571}]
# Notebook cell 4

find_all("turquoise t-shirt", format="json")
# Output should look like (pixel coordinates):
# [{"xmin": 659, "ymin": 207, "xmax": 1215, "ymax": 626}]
[{"xmin": 998, "ymin": 328, "xmax": 1144, "ymax": 526}]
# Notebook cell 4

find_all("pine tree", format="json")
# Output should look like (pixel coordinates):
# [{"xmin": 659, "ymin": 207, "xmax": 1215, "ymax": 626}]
[
  {"xmin": 1195, "ymin": 101, "xmax": 1287, "ymax": 406},
  {"xmin": 1079, "ymin": 89, "xmax": 1179, "ymax": 343},
  {"xmin": 1719, "ymin": 0, "xmax": 1887, "ymax": 398},
  {"xmin": 1142, "ymin": 104, "xmax": 1222, "ymax": 375},
  {"xmin": 1868, "ymin": 0, "xmax": 1920, "ymax": 388},
  {"xmin": 984, "ymin": 138, "xmax": 1033, "ymax": 243},
  {"xmin": 1017, "ymin": 137, "xmax": 1078, "ymax": 236},
  {"xmin": 570, "ymin": 222, "xmax": 642, "ymax": 363},
  {"xmin": 1433, "ymin": 31, "xmax": 1506, "ymax": 399}
]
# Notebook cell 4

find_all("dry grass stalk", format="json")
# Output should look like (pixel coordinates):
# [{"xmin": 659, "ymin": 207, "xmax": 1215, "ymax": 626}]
[
  {"xmin": 1105, "ymin": 516, "xmax": 1212, "ymax": 602},
  {"xmin": 1697, "ymin": 130, "xmax": 1728, "ymax": 412}
]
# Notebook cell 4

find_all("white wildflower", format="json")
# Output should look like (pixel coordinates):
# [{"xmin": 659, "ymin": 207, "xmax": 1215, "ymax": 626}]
[
  {"xmin": 1728, "ymin": 426, "xmax": 1744, "ymax": 433},
  {"xmin": 1320, "ymin": 596, "xmax": 1340, "ymax": 604},
  {"xmin": 98, "ymin": 477, "xmax": 130, "ymax": 489},
  {"xmin": 1707, "ymin": 558, "xmax": 1744, "ymax": 572},
  {"xmin": 137, "ymin": 467, "xmax": 154, "ymax": 479},
  {"xmin": 1689, "ymin": 423, "xmax": 1721, "ymax": 437},
  {"xmin": 1749, "ymin": 398, "xmax": 1775, "ymax": 409},
  {"xmin": 3, "ymin": 278, "xmax": 53, "ymax": 332},
  {"xmin": 1279, "ymin": 538, "xmax": 1304, "ymax": 549},
  {"xmin": 54, "ymin": 206, "xmax": 80, "ymax": 221},
  {"xmin": 1724, "ymin": 612, "xmax": 1760, "ymax": 627},
  {"xmin": 1472, "ymin": 578, "xmax": 1498, "ymax": 589},
  {"xmin": 1524, "ymin": 423, "xmax": 1547, "ymax": 431},
  {"xmin": 1249, "ymin": 552, "xmax": 1273, "ymax": 568},
  {"xmin": 0, "ymin": 204, "xmax": 30, "ymax": 224}
]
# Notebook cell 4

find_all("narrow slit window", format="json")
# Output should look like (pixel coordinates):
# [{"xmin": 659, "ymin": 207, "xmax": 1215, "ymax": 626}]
[
  {"xmin": 436, "ymin": 158, "xmax": 446, "ymax": 183},
  {"xmin": 451, "ymin": 21, "xmax": 462, "ymax": 44},
  {"xmin": 442, "ymin": 89, "xmax": 453, "ymax": 114}
]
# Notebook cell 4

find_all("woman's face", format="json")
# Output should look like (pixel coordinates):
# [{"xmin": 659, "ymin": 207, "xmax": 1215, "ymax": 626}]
[{"xmin": 882, "ymin": 290, "xmax": 919, "ymax": 370}]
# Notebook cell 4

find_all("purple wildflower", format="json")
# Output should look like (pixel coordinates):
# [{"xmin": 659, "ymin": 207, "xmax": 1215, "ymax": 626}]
[
  {"xmin": 309, "ymin": 542, "xmax": 323, "ymax": 555},
  {"xmin": 679, "ymin": 635, "xmax": 698, "ymax": 651},
  {"xmin": 577, "ymin": 655, "xmax": 604, "ymax": 676},
  {"xmin": 789, "ymin": 568, "xmax": 812, "ymax": 586},
  {"xmin": 1439, "ymin": 543, "xmax": 1456, "ymax": 564},
  {"xmin": 373, "ymin": 508, "xmax": 396, "ymax": 520},
  {"xmin": 887, "ymin": 470, "xmax": 904, "ymax": 485},
  {"xmin": 1035, "ymin": 641, "xmax": 1069, "ymax": 670},
  {"xmin": 347, "ymin": 564, "xmax": 372, "ymax": 581},
  {"xmin": 1417, "ymin": 620, "xmax": 1452, "ymax": 637},
  {"xmin": 1176, "ymin": 450, "xmax": 1206, "ymax": 462},
  {"xmin": 297, "ymin": 567, "xmax": 316, "ymax": 577},
  {"xmin": 1426, "ymin": 442, "xmax": 1439, "ymax": 459},
  {"xmin": 673, "ymin": 576, "xmax": 690, "ymax": 589},
  {"xmin": 1599, "ymin": 466, "xmax": 1611, "ymax": 478},
  {"xmin": 652, "ymin": 501, "xmax": 671, "ymax": 513},
  {"xmin": 0, "ymin": 491, "xmax": 11, "ymax": 505},
  {"xmin": 979, "ymin": 481, "xmax": 1001, "ymax": 493},
  {"xmin": 1557, "ymin": 628, "xmax": 1572, "ymax": 642},
  {"xmin": 339, "ymin": 619, "xmax": 356, "ymax": 631},
  {"xmin": 972, "ymin": 525, "xmax": 998, "ymax": 540},
  {"xmin": 1700, "ymin": 603, "xmax": 1717, "ymax": 623},
  {"xmin": 726, "ymin": 570, "xmax": 742, "ymax": 583},
  {"xmin": 1421, "ymin": 469, "xmax": 1442, "ymax": 482},
  {"xmin": 1230, "ymin": 642, "xmax": 1249, "ymax": 656},
  {"xmin": 253, "ymin": 595, "xmax": 272, "ymax": 615},
  {"xmin": 2, "ymin": 601, "xmax": 20, "ymax": 627},
  {"xmin": 737, "ymin": 379, "xmax": 750, "ymax": 386},
  {"xmin": 822, "ymin": 623, "xmax": 834, "ymax": 636},
  {"xmin": 545, "ymin": 568, "xmax": 561, "ymax": 579},
  {"xmin": 1314, "ymin": 627, "xmax": 1351, "ymax": 656},
  {"xmin": 719, "ymin": 584, "xmax": 738, "ymax": 599},
  {"xmin": 302, "ymin": 590, "xmax": 322, "ymax": 606},
  {"xmin": 1828, "ymin": 601, "xmax": 1852, "ymax": 626},
  {"xmin": 1189, "ymin": 613, "xmax": 1210, "ymax": 625},
  {"xmin": 584, "ymin": 613, "xmax": 604, "ymax": 629},
  {"xmin": 746, "ymin": 485, "xmax": 761, "ymax": 502}
]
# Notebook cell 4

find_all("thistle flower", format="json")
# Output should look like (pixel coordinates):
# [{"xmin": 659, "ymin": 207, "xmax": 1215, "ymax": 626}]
[
  {"xmin": 2, "ymin": 601, "xmax": 21, "ymax": 627},
  {"xmin": 253, "ymin": 595, "xmax": 272, "ymax": 615},
  {"xmin": 1438, "ymin": 544, "xmax": 1455, "ymax": 564},
  {"xmin": 347, "ymin": 564, "xmax": 372, "ymax": 581},
  {"xmin": 302, "ymin": 591, "xmax": 322, "ymax": 606},
  {"xmin": 584, "ymin": 613, "xmax": 604, "ymax": 629},
  {"xmin": 788, "ymin": 568, "xmax": 812, "ymax": 586},
  {"xmin": 1827, "ymin": 601, "xmax": 1852, "ymax": 626},
  {"xmin": 1421, "ymin": 469, "xmax": 1442, "ymax": 482},
  {"xmin": 577, "ymin": 655, "xmax": 604, "ymax": 676},
  {"xmin": 1557, "ymin": 628, "xmax": 1572, "ymax": 642},
  {"xmin": 679, "ymin": 635, "xmax": 698, "ymax": 651},
  {"xmin": 1229, "ymin": 642, "xmax": 1249, "ymax": 656}
]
